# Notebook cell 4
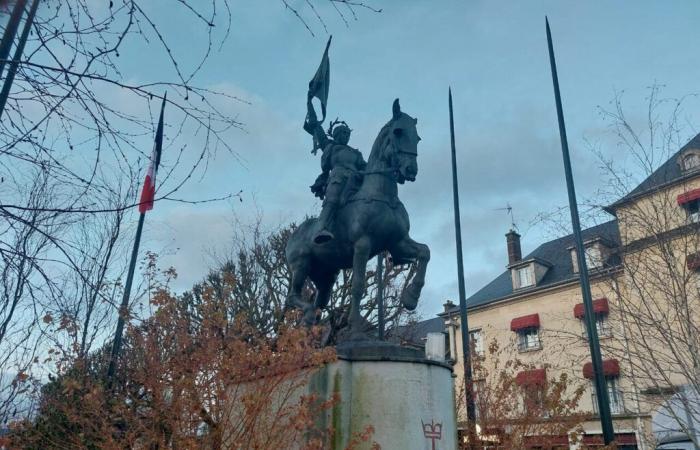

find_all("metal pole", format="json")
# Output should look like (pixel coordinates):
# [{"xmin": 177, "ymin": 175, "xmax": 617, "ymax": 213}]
[
  {"xmin": 449, "ymin": 87, "xmax": 477, "ymax": 447},
  {"xmin": 0, "ymin": 0, "xmax": 26, "ymax": 80},
  {"xmin": 105, "ymin": 94, "xmax": 165, "ymax": 386},
  {"xmin": 376, "ymin": 253, "xmax": 385, "ymax": 341},
  {"xmin": 106, "ymin": 212, "xmax": 145, "ymax": 384},
  {"xmin": 545, "ymin": 17, "xmax": 615, "ymax": 444},
  {"xmin": 0, "ymin": 0, "xmax": 39, "ymax": 120}
]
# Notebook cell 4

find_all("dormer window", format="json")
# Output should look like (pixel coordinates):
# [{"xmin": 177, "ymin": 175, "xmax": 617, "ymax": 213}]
[
  {"xmin": 680, "ymin": 150, "xmax": 700, "ymax": 172},
  {"xmin": 516, "ymin": 266, "xmax": 534, "ymax": 288},
  {"xmin": 569, "ymin": 238, "xmax": 612, "ymax": 273},
  {"xmin": 508, "ymin": 258, "xmax": 551, "ymax": 290},
  {"xmin": 584, "ymin": 246, "xmax": 602, "ymax": 269}
]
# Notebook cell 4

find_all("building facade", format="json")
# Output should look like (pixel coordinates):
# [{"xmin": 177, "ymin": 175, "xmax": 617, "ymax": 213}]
[{"xmin": 439, "ymin": 134, "xmax": 700, "ymax": 449}]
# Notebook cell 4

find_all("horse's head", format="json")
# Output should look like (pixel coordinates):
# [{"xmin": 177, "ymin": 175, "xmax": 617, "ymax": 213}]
[{"xmin": 384, "ymin": 99, "xmax": 421, "ymax": 184}]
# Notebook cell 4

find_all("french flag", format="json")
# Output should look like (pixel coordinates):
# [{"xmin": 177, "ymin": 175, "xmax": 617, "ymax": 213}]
[{"xmin": 139, "ymin": 95, "xmax": 166, "ymax": 214}]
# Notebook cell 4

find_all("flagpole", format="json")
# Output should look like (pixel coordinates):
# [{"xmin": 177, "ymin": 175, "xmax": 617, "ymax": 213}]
[
  {"xmin": 0, "ymin": 0, "xmax": 40, "ymax": 121},
  {"xmin": 106, "ymin": 95, "xmax": 166, "ymax": 385},
  {"xmin": 105, "ymin": 211, "xmax": 145, "ymax": 383},
  {"xmin": 449, "ymin": 87, "xmax": 477, "ymax": 448},
  {"xmin": 0, "ymin": 0, "xmax": 27, "ymax": 79},
  {"xmin": 545, "ymin": 17, "xmax": 615, "ymax": 444}
]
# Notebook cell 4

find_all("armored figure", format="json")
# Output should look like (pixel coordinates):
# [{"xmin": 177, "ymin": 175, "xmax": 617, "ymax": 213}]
[
  {"xmin": 304, "ymin": 97, "xmax": 366, "ymax": 244},
  {"xmin": 286, "ymin": 36, "xmax": 429, "ymax": 339}
]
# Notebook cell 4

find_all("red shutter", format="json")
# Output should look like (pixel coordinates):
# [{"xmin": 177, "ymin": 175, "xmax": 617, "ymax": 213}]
[
  {"xmin": 687, "ymin": 253, "xmax": 700, "ymax": 271},
  {"xmin": 616, "ymin": 433, "xmax": 638, "ymax": 445},
  {"xmin": 677, "ymin": 188, "xmax": 700, "ymax": 205},
  {"xmin": 582, "ymin": 359, "xmax": 620, "ymax": 379},
  {"xmin": 510, "ymin": 313, "xmax": 540, "ymax": 331},
  {"xmin": 515, "ymin": 368, "xmax": 546, "ymax": 386},
  {"xmin": 581, "ymin": 433, "xmax": 636, "ymax": 446},
  {"xmin": 524, "ymin": 435, "xmax": 569, "ymax": 447},
  {"xmin": 573, "ymin": 297, "xmax": 609, "ymax": 319}
]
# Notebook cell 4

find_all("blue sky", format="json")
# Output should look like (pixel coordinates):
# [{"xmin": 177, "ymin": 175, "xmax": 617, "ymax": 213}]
[{"xmin": 124, "ymin": 1, "xmax": 700, "ymax": 317}]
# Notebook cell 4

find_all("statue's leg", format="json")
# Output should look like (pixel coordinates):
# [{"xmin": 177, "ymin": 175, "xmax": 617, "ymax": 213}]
[
  {"xmin": 391, "ymin": 237, "xmax": 430, "ymax": 311},
  {"xmin": 350, "ymin": 236, "xmax": 372, "ymax": 333},
  {"xmin": 314, "ymin": 201, "xmax": 337, "ymax": 244},
  {"xmin": 314, "ymin": 180, "xmax": 342, "ymax": 244}
]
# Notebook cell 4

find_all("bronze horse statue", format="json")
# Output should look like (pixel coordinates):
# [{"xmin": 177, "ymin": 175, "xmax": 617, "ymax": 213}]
[{"xmin": 286, "ymin": 99, "xmax": 430, "ymax": 334}]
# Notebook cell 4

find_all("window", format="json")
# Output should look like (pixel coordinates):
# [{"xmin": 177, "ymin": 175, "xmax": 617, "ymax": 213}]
[
  {"xmin": 581, "ymin": 313, "xmax": 612, "ymax": 339},
  {"xmin": 685, "ymin": 199, "xmax": 700, "ymax": 223},
  {"xmin": 591, "ymin": 377, "xmax": 625, "ymax": 415},
  {"xmin": 469, "ymin": 329, "xmax": 483, "ymax": 356},
  {"xmin": 584, "ymin": 245, "xmax": 603, "ymax": 269},
  {"xmin": 683, "ymin": 153, "xmax": 700, "ymax": 171},
  {"xmin": 522, "ymin": 384, "xmax": 546, "ymax": 416},
  {"xmin": 516, "ymin": 266, "xmax": 534, "ymax": 288},
  {"xmin": 517, "ymin": 328, "xmax": 540, "ymax": 352}
]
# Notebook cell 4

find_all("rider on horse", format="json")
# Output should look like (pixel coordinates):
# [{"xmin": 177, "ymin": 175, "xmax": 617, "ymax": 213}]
[{"xmin": 304, "ymin": 97, "xmax": 366, "ymax": 244}]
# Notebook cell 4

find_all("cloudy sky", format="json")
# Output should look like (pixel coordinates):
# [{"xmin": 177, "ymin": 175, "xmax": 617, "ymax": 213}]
[{"xmin": 124, "ymin": 1, "xmax": 700, "ymax": 318}]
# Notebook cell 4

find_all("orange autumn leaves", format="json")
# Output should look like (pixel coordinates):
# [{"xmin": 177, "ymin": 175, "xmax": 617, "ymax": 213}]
[{"xmin": 9, "ymin": 272, "xmax": 379, "ymax": 449}]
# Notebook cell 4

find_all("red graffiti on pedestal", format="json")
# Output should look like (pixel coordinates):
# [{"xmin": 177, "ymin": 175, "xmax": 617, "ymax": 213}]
[{"xmin": 421, "ymin": 419, "xmax": 442, "ymax": 450}]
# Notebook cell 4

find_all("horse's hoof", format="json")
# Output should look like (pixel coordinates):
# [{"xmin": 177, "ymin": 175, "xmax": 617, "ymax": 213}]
[{"xmin": 401, "ymin": 283, "xmax": 421, "ymax": 311}]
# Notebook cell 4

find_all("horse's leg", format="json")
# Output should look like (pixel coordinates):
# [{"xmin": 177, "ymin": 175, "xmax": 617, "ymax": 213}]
[
  {"xmin": 391, "ymin": 236, "xmax": 430, "ymax": 311},
  {"xmin": 313, "ymin": 270, "xmax": 338, "ymax": 310},
  {"xmin": 350, "ymin": 236, "xmax": 372, "ymax": 333},
  {"xmin": 287, "ymin": 259, "xmax": 315, "ymax": 325}
]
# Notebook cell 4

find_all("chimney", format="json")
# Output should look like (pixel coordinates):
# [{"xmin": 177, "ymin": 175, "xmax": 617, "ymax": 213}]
[
  {"xmin": 506, "ymin": 230, "xmax": 522, "ymax": 265},
  {"xmin": 443, "ymin": 300, "xmax": 455, "ymax": 313}
]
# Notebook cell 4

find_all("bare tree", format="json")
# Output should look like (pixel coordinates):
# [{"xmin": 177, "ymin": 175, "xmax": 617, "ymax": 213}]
[
  {"xmin": 0, "ymin": 0, "xmax": 381, "ymax": 427},
  {"xmin": 198, "ymin": 220, "xmax": 417, "ymax": 342},
  {"xmin": 578, "ymin": 85, "xmax": 700, "ymax": 447}
]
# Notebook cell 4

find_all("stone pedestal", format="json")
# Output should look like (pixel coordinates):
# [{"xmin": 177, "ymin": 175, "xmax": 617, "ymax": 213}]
[{"xmin": 308, "ymin": 341, "xmax": 457, "ymax": 450}]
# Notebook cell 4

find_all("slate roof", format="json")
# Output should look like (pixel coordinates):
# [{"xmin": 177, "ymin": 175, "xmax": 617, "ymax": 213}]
[
  {"xmin": 439, "ymin": 133, "xmax": 700, "ymax": 316},
  {"xmin": 607, "ymin": 132, "xmax": 700, "ymax": 211},
  {"xmin": 443, "ymin": 219, "xmax": 621, "ymax": 314}
]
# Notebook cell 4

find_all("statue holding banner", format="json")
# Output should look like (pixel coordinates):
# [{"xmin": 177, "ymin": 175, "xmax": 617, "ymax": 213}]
[
  {"xmin": 304, "ymin": 37, "xmax": 367, "ymax": 244},
  {"xmin": 286, "ymin": 37, "xmax": 430, "ymax": 336}
]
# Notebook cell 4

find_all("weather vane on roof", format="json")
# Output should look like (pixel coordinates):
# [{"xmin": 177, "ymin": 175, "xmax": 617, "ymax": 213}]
[{"xmin": 495, "ymin": 202, "xmax": 518, "ymax": 231}]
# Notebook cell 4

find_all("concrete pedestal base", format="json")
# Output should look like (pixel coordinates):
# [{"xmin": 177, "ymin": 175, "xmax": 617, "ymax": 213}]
[{"xmin": 309, "ymin": 341, "xmax": 456, "ymax": 450}]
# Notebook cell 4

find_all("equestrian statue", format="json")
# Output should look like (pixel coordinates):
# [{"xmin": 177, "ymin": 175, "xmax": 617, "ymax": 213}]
[{"xmin": 285, "ymin": 37, "xmax": 430, "ymax": 335}]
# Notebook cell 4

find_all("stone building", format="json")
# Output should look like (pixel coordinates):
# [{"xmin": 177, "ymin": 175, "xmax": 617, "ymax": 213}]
[{"xmin": 439, "ymin": 134, "xmax": 700, "ymax": 449}]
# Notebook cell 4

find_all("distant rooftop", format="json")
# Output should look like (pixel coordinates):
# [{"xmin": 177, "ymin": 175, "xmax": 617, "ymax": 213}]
[
  {"xmin": 388, "ymin": 316, "xmax": 445, "ymax": 348},
  {"xmin": 442, "ymin": 219, "xmax": 621, "ymax": 314},
  {"xmin": 441, "ymin": 133, "xmax": 700, "ymax": 315}
]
